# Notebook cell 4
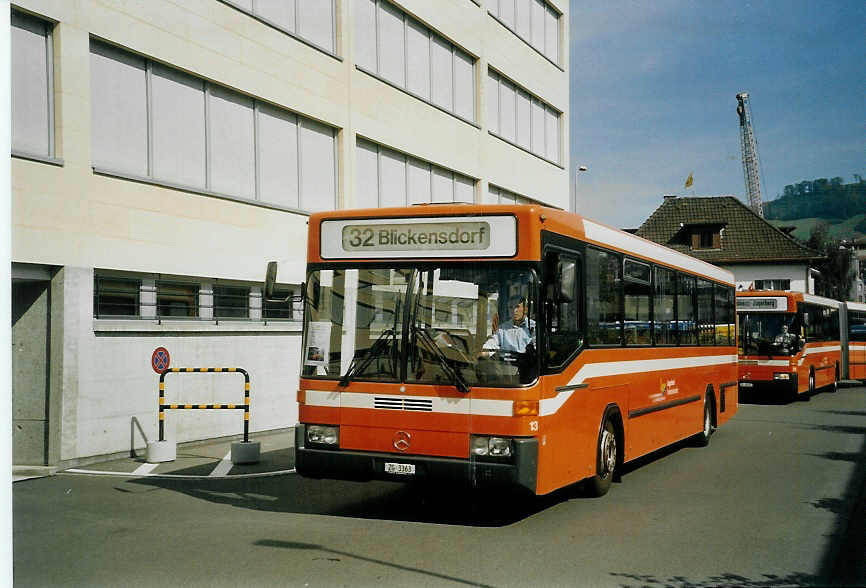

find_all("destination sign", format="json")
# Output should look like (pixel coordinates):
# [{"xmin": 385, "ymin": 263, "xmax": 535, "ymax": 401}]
[
  {"xmin": 320, "ymin": 215, "xmax": 517, "ymax": 259},
  {"xmin": 736, "ymin": 296, "xmax": 788, "ymax": 312},
  {"xmin": 343, "ymin": 222, "xmax": 490, "ymax": 252}
]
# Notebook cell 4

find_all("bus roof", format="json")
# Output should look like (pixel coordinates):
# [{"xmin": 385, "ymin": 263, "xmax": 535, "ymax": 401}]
[{"xmin": 307, "ymin": 204, "xmax": 734, "ymax": 285}]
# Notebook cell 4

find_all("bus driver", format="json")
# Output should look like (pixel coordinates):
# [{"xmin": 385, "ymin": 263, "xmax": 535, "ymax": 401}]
[{"xmin": 480, "ymin": 295, "xmax": 536, "ymax": 357}]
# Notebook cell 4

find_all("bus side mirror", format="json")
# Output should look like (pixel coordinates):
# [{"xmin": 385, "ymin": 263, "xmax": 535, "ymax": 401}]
[
  {"xmin": 264, "ymin": 261, "xmax": 278, "ymax": 300},
  {"xmin": 557, "ymin": 259, "xmax": 575, "ymax": 303}
]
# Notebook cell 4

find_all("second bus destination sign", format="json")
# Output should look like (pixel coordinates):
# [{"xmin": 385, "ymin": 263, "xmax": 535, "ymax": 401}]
[{"xmin": 320, "ymin": 215, "xmax": 518, "ymax": 259}]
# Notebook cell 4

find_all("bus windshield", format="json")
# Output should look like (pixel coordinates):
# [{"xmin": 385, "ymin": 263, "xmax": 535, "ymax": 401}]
[
  {"xmin": 739, "ymin": 312, "xmax": 799, "ymax": 356},
  {"xmin": 302, "ymin": 265, "xmax": 537, "ymax": 388}
]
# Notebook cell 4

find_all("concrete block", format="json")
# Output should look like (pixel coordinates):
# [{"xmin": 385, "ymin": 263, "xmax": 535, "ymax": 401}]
[
  {"xmin": 146, "ymin": 440, "xmax": 176, "ymax": 463},
  {"xmin": 231, "ymin": 440, "xmax": 260, "ymax": 464}
]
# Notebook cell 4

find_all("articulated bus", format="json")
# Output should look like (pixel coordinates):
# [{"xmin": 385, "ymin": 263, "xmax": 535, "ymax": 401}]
[
  {"xmin": 736, "ymin": 291, "xmax": 866, "ymax": 398},
  {"xmin": 277, "ymin": 204, "xmax": 738, "ymax": 496}
]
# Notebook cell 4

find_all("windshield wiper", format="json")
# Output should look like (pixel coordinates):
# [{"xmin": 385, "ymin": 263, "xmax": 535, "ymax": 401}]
[
  {"xmin": 413, "ymin": 325, "xmax": 470, "ymax": 394},
  {"xmin": 339, "ymin": 328, "xmax": 394, "ymax": 387}
]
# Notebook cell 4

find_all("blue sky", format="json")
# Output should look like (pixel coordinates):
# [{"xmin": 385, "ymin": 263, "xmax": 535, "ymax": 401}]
[{"xmin": 569, "ymin": 0, "xmax": 865, "ymax": 229}]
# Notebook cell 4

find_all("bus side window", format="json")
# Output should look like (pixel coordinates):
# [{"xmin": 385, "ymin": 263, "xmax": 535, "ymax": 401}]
[
  {"xmin": 546, "ymin": 252, "xmax": 582, "ymax": 368},
  {"xmin": 587, "ymin": 248, "xmax": 623, "ymax": 346}
]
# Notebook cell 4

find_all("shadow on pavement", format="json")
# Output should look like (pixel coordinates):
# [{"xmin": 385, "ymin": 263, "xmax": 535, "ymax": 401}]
[
  {"xmin": 129, "ymin": 436, "xmax": 708, "ymax": 527},
  {"xmin": 253, "ymin": 539, "xmax": 497, "ymax": 587},
  {"xmin": 130, "ymin": 467, "xmax": 584, "ymax": 527}
]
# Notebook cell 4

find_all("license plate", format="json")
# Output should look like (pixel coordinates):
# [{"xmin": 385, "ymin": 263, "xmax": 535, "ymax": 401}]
[
  {"xmin": 384, "ymin": 462, "xmax": 415, "ymax": 475},
  {"xmin": 739, "ymin": 382, "xmax": 753, "ymax": 388}
]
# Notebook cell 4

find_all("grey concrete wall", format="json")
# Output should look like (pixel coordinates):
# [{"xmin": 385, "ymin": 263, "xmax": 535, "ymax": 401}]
[
  {"xmin": 12, "ymin": 280, "xmax": 50, "ymax": 464},
  {"xmin": 54, "ymin": 267, "xmax": 302, "ymax": 464}
]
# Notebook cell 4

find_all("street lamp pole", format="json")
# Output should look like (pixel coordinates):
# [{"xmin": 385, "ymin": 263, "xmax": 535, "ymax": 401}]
[{"xmin": 572, "ymin": 165, "xmax": 587, "ymax": 213}]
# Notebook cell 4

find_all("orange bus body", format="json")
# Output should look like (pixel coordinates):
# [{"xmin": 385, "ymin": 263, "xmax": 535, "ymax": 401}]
[
  {"xmin": 295, "ymin": 204, "xmax": 738, "ymax": 496},
  {"xmin": 736, "ymin": 291, "xmax": 842, "ymax": 397}
]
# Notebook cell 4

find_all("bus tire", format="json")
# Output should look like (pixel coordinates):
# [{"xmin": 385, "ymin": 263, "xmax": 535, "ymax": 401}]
[
  {"xmin": 805, "ymin": 368, "xmax": 815, "ymax": 401},
  {"xmin": 586, "ymin": 418, "xmax": 617, "ymax": 497},
  {"xmin": 694, "ymin": 393, "xmax": 713, "ymax": 447}
]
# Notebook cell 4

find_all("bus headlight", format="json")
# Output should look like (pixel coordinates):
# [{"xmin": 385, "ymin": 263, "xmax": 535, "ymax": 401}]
[
  {"xmin": 773, "ymin": 373, "xmax": 791, "ymax": 380},
  {"xmin": 307, "ymin": 425, "xmax": 339, "ymax": 446},
  {"xmin": 471, "ymin": 436, "xmax": 513, "ymax": 458}
]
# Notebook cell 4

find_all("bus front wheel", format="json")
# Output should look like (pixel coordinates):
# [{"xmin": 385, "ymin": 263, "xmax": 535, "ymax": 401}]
[{"xmin": 586, "ymin": 418, "xmax": 617, "ymax": 497}]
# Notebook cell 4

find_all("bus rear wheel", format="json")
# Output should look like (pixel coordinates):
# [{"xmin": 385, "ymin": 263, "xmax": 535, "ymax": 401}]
[
  {"xmin": 694, "ymin": 394, "xmax": 713, "ymax": 447},
  {"xmin": 586, "ymin": 419, "xmax": 617, "ymax": 497}
]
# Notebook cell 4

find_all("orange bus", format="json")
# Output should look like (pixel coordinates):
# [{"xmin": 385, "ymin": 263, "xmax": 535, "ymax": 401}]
[
  {"xmin": 736, "ymin": 291, "xmax": 843, "ymax": 398},
  {"xmin": 275, "ymin": 204, "xmax": 738, "ymax": 496}
]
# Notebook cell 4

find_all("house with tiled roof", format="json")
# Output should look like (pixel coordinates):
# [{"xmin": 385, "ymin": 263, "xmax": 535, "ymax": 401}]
[{"xmin": 635, "ymin": 195, "xmax": 821, "ymax": 293}]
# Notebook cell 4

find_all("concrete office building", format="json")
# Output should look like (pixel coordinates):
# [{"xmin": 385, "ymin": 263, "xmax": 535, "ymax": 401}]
[{"xmin": 11, "ymin": 0, "xmax": 570, "ymax": 469}]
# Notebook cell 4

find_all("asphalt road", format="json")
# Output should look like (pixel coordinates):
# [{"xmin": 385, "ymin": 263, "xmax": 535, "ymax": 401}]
[{"xmin": 13, "ymin": 386, "xmax": 866, "ymax": 587}]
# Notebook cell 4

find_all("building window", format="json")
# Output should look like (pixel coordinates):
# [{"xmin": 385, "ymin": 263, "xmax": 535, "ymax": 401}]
[
  {"xmin": 157, "ymin": 282, "xmax": 199, "ymax": 318},
  {"xmin": 223, "ymin": 0, "xmax": 336, "ymax": 54},
  {"xmin": 213, "ymin": 286, "xmax": 250, "ymax": 319},
  {"xmin": 90, "ymin": 40, "xmax": 337, "ymax": 212},
  {"xmin": 690, "ymin": 229, "xmax": 721, "ymax": 250},
  {"xmin": 263, "ymin": 287, "xmax": 294, "ymax": 320},
  {"xmin": 354, "ymin": 0, "xmax": 476, "ymax": 123},
  {"xmin": 487, "ymin": 69, "xmax": 560, "ymax": 164},
  {"xmin": 754, "ymin": 279, "xmax": 791, "ymax": 291},
  {"xmin": 94, "ymin": 277, "xmax": 140, "ymax": 317},
  {"xmin": 355, "ymin": 138, "xmax": 475, "ymax": 207},
  {"xmin": 488, "ymin": 0, "xmax": 561, "ymax": 65},
  {"xmin": 485, "ymin": 184, "xmax": 539, "ymax": 205},
  {"xmin": 11, "ymin": 11, "xmax": 55, "ymax": 159}
]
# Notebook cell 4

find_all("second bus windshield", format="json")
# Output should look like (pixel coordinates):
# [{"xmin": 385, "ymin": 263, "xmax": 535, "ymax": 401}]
[
  {"xmin": 302, "ymin": 266, "xmax": 538, "ymax": 388},
  {"xmin": 739, "ymin": 312, "xmax": 799, "ymax": 356}
]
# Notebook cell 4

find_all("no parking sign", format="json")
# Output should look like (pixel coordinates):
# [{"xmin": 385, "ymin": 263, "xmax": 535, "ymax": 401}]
[{"xmin": 152, "ymin": 347, "xmax": 171, "ymax": 373}]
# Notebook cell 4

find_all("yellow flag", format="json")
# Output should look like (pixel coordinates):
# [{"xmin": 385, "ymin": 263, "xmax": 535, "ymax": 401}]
[{"xmin": 685, "ymin": 172, "xmax": 694, "ymax": 188}]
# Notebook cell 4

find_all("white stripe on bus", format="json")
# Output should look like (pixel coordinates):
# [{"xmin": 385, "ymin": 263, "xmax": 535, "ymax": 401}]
[
  {"xmin": 567, "ymin": 354, "xmax": 737, "ymax": 388},
  {"xmin": 797, "ymin": 345, "xmax": 841, "ymax": 366},
  {"xmin": 305, "ymin": 354, "xmax": 736, "ymax": 418}
]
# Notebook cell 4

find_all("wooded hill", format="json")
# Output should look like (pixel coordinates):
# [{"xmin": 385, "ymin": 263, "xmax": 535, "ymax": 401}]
[{"xmin": 765, "ymin": 176, "xmax": 866, "ymax": 239}]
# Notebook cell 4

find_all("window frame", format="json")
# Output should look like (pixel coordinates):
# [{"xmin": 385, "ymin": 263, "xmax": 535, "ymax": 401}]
[
  {"xmin": 219, "ymin": 0, "xmax": 339, "ymax": 59},
  {"xmin": 355, "ymin": 0, "xmax": 478, "ymax": 127},
  {"xmin": 585, "ymin": 245, "xmax": 623, "ymax": 347},
  {"xmin": 487, "ymin": 0, "xmax": 564, "ymax": 69},
  {"xmin": 93, "ymin": 276, "xmax": 142, "ymax": 318},
  {"xmin": 89, "ymin": 39, "xmax": 337, "ymax": 214},
  {"xmin": 355, "ymin": 137, "xmax": 477, "ymax": 207},
  {"xmin": 11, "ymin": 9, "xmax": 62, "ymax": 165},
  {"xmin": 487, "ymin": 67, "xmax": 563, "ymax": 167}
]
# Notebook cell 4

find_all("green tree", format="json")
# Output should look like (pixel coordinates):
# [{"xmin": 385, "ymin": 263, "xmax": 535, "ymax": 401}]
[{"xmin": 807, "ymin": 222, "xmax": 855, "ymax": 300}]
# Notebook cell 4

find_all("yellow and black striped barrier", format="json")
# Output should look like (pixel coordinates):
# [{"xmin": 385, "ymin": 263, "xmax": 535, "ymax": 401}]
[{"xmin": 158, "ymin": 367, "xmax": 250, "ymax": 443}]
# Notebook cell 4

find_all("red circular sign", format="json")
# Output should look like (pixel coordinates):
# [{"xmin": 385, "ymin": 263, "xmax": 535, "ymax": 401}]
[{"xmin": 152, "ymin": 347, "xmax": 171, "ymax": 374}]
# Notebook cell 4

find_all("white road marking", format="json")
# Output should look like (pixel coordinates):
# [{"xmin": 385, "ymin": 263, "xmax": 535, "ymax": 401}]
[
  {"xmin": 132, "ymin": 462, "xmax": 160, "ymax": 476},
  {"xmin": 63, "ymin": 468, "xmax": 297, "ymax": 479},
  {"xmin": 208, "ymin": 451, "xmax": 234, "ymax": 477}
]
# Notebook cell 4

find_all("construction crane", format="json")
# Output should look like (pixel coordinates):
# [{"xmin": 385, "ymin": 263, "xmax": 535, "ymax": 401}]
[{"xmin": 736, "ymin": 92, "xmax": 764, "ymax": 217}]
